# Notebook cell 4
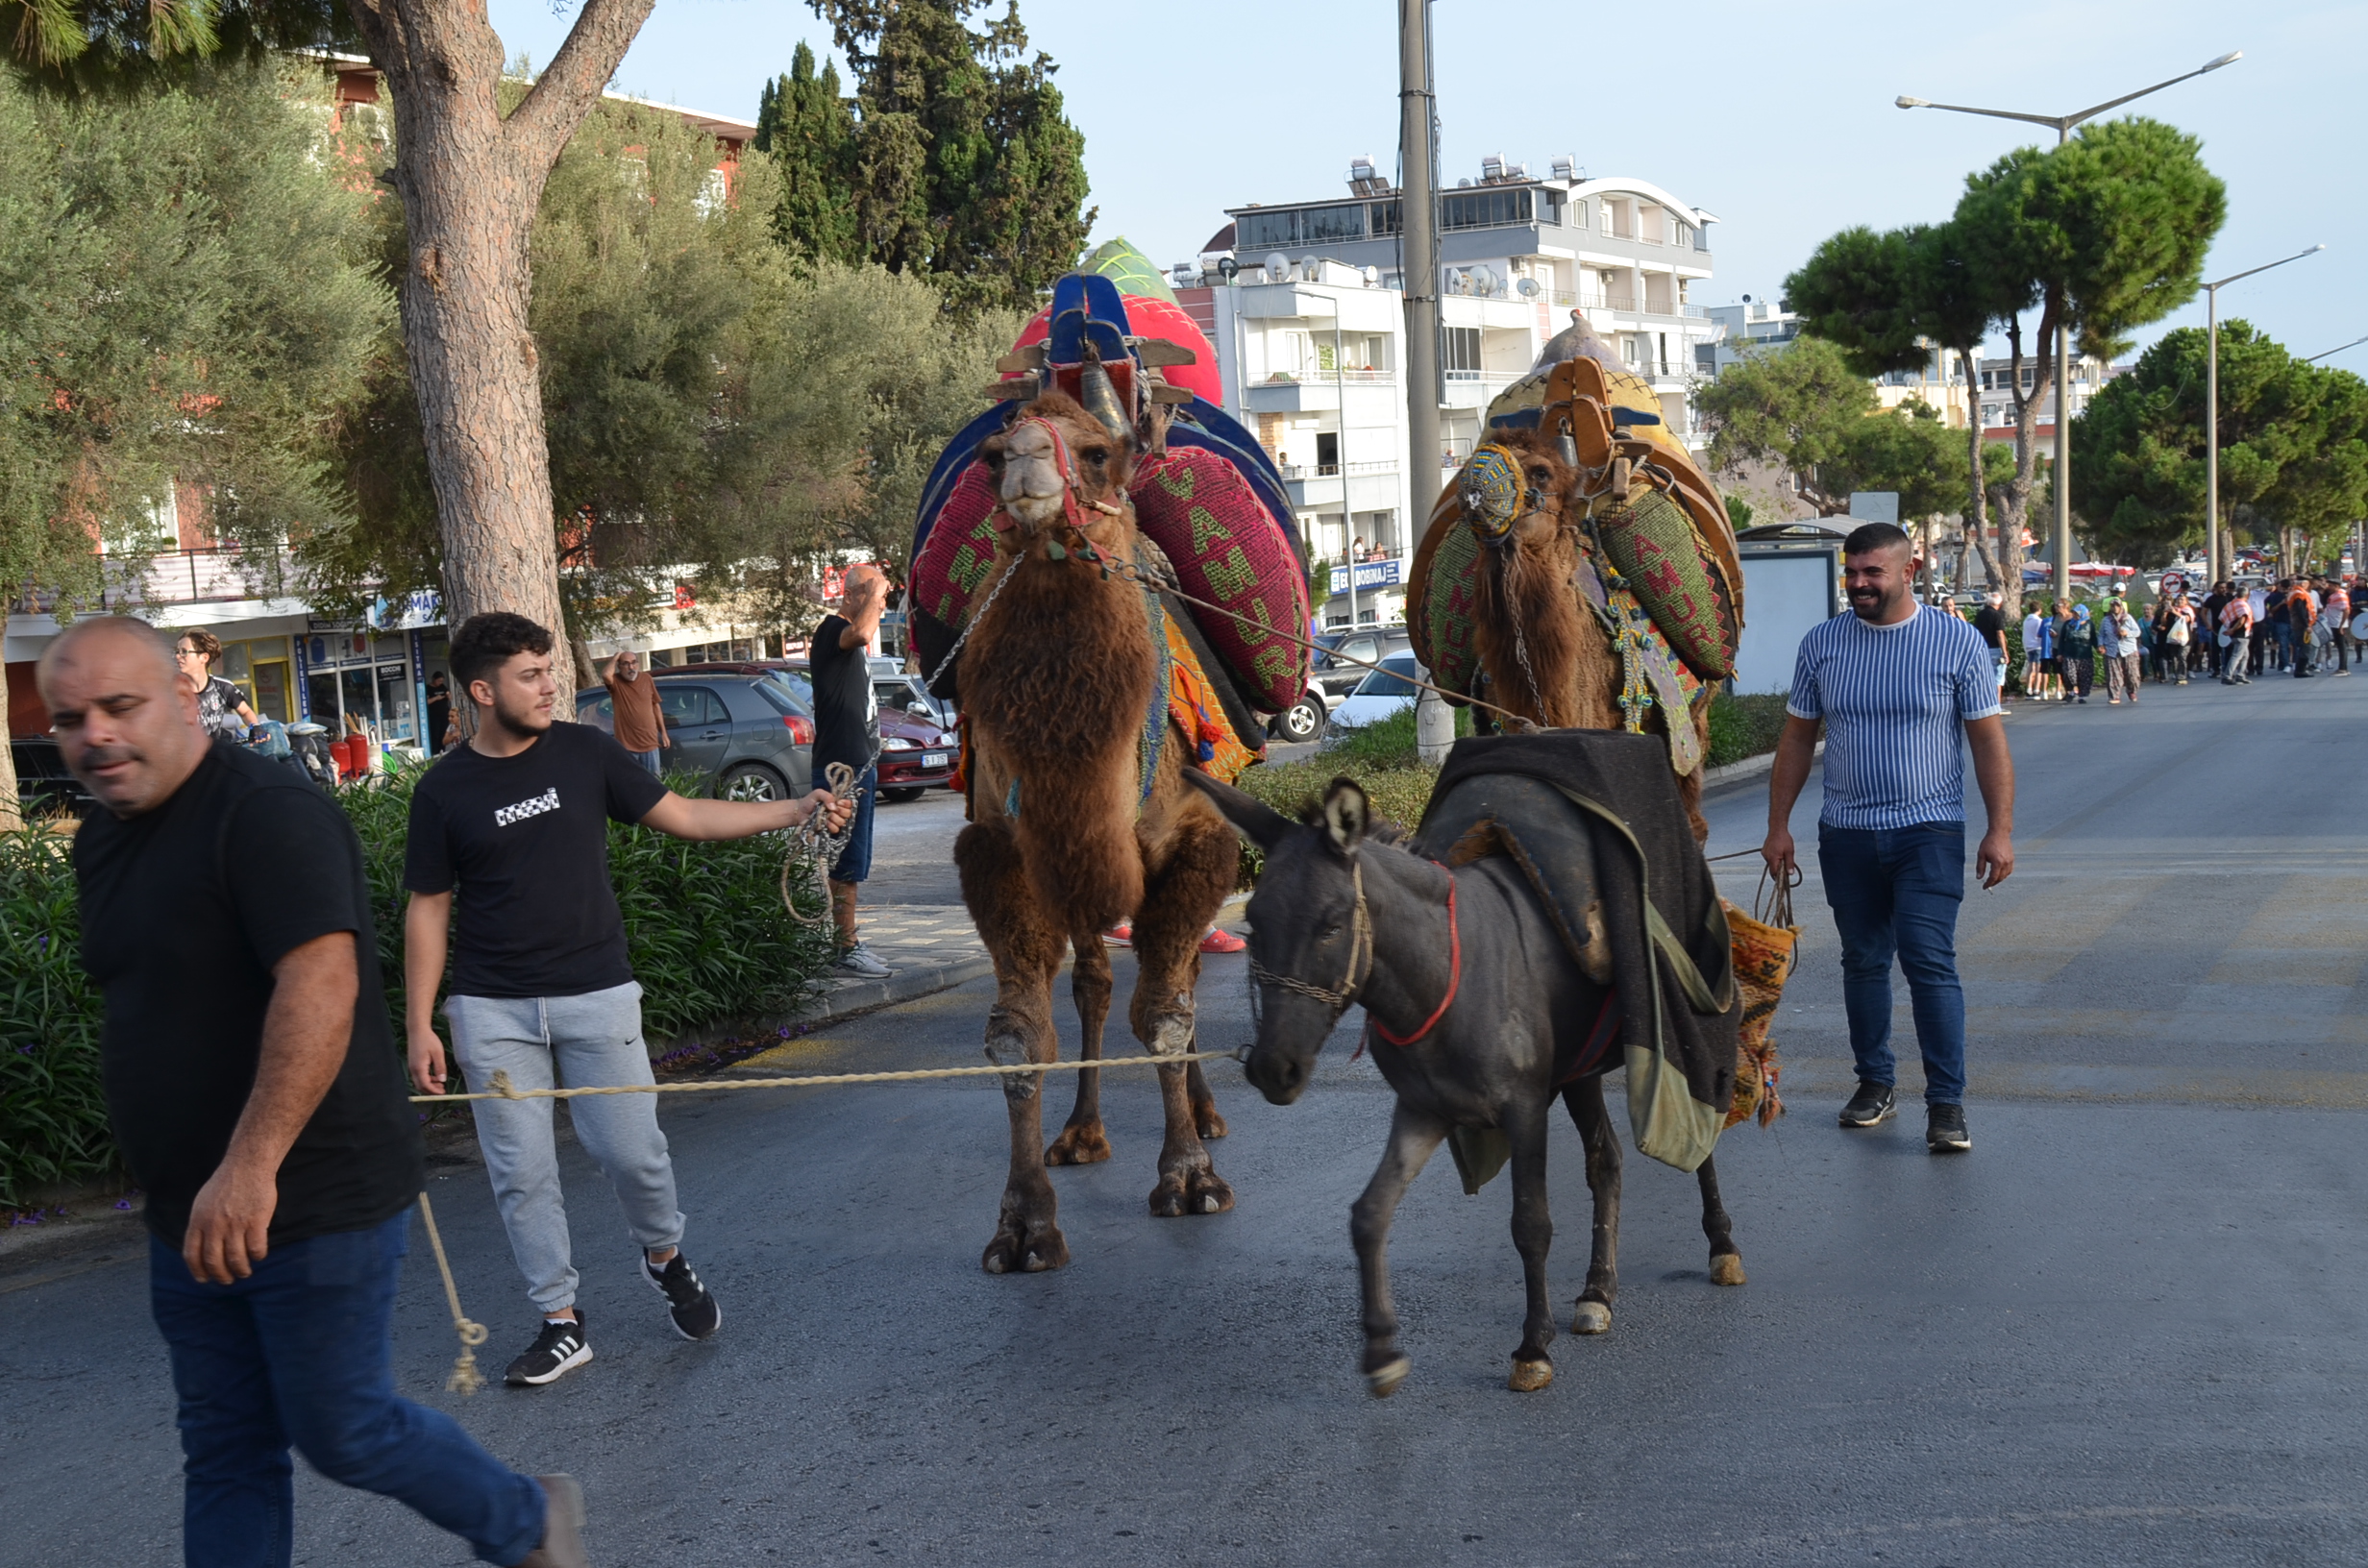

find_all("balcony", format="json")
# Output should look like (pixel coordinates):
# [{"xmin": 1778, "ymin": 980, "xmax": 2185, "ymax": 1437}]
[
  {"xmin": 1576, "ymin": 293, "xmax": 1706, "ymax": 323},
  {"xmin": 10, "ymin": 547, "xmax": 308, "ymax": 619},
  {"xmin": 1280, "ymin": 459, "xmax": 1402, "ymax": 513}
]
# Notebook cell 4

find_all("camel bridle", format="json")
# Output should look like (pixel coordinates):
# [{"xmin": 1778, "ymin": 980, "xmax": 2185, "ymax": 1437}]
[{"xmin": 987, "ymin": 414, "xmax": 1126, "ymax": 542}]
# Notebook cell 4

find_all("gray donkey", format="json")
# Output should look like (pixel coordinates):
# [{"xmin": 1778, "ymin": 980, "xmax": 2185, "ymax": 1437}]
[{"xmin": 1188, "ymin": 771, "xmax": 1744, "ymax": 1397}]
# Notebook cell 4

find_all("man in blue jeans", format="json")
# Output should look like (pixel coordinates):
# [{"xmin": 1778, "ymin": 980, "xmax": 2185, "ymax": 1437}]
[
  {"xmin": 1761, "ymin": 524, "xmax": 2016, "ymax": 1153},
  {"xmin": 40, "ymin": 616, "xmax": 588, "ymax": 1567}
]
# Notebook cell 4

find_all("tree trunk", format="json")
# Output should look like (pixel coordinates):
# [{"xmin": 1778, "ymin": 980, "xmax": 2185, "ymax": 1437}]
[
  {"xmin": 347, "ymin": 0, "xmax": 654, "ymax": 658},
  {"xmin": 0, "ymin": 608, "xmax": 21, "ymax": 832},
  {"xmin": 1992, "ymin": 306, "xmax": 2058, "ymax": 615}
]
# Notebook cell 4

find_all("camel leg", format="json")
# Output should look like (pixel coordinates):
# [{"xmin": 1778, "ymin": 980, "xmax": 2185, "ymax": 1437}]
[
  {"xmin": 1506, "ymin": 1101, "xmax": 1557, "ymax": 1391},
  {"xmin": 1185, "ymin": 1058, "xmax": 1227, "ymax": 1140},
  {"xmin": 1562, "ymin": 1075, "xmax": 1621, "ymax": 1335},
  {"xmin": 1045, "ymin": 924, "xmax": 1114, "ymax": 1165},
  {"xmin": 1129, "ymin": 810, "xmax": 1238, "ymax": 1217},
  {"xmin": 956, "ymin": 820, "xmax": 1070, "ymax": 1274},
  {"xmin": 1698, "ymin": 1153, "xmax": 1746, "ymax": 1286},
  {"xmin": 1351, "ymin": 1101, "xmax": 1447, "ymax": 1397}
]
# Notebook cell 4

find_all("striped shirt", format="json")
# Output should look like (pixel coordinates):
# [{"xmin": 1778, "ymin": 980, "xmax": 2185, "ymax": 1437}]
[{"xmin": 1788, "ymin": 604, "xmax": 2001, "ymax": 830}]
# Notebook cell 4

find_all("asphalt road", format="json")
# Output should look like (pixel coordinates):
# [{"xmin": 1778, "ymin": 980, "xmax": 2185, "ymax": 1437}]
[{"xmin": 6, "ymin": 673, "xmax": 2366, "ymax": 1565}]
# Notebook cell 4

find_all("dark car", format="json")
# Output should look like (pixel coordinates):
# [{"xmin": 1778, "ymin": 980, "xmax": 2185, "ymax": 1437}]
[
  {"xmin": 575, "ymin": 665, "xmax": 814, "ymax": 801},
  {"xmin": 11, "ymin": 736, "xmax": 93, "ymax": 818},
  {"xmin": 769, "ymin": 658, "xmax": 958, "ymax": 802},
  {"xmin": 1312, "ymin": 625, "xmax": 1416, "ymax": 702}
]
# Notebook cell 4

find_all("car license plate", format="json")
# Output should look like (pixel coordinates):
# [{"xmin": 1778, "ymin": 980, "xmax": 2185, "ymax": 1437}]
[{"xmin": 922, "ymin": 750, "xmax": 948, "ymax": 769}]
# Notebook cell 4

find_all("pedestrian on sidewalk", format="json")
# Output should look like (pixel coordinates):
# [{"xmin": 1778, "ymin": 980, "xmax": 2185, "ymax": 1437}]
[
  {"xmin": 601, "ymin": 649, "xmax": 669, "ymax": 774},
  {"xmin": 1763, "ymin": 524, "xmax": 2014, "ymax": 1154},
  {"xmin": 1972, "ymin": 592, "xmax": 2010, "ymax": 703},
  {"xmin": 2020, "ymin": 603, "xmax": 2047, "ymax": 699},
  {"xmin": 2154, "ymin": 594, "xmax": 2195, "ymax": 685},
  {"xmin": 173, "ymin": 627, "xmax": 260, "ymax": 741},
  {"xmin": 403, "ymin": 613, "xmax": 849, "ymax": 1389},
  {"xmin": 2059, "ymin": 603, "xmax": 2098, "ymax": 703},
  {"xmin": 2289, "ymin": 579, "xmax": 2322, "ymax": 678},
  {"xmin": 2323, "ymin": 576, "xmax": 2353, "ymax": 674},
  {"xmin": 2218, "ymin": 593, "xmax": 2255, "ymax": 684},
  {"xmin": 2028, "ymin": 604, "xmax": 2062, "ymax": 700},
  {"xmin": 2200, "ymin": 582, "xmax": 2232, "ymax": 680},
  {"xmin": 812, "ymin": 563, "xmax": 894, "ymax": 978},
  {"xmin": 2101, "ymin": 597, "xmax": 2145, "ymax": 705},
  {"xmin": 39, "ymin": 617, "xmax": 592, "ymax": 1568}
]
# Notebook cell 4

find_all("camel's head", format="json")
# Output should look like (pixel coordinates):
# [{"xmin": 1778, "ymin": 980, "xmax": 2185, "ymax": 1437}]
[
  {"xmin": 978, "ymin": 391, "xmax": 1135, "ymax": 547},
  {"xmin": 1458, "ymin": 429, "xmax": 1572, "ymax": 553}
]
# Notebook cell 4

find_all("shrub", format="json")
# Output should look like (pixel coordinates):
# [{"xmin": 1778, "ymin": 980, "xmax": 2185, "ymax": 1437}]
[
  {"xmin": 0, "ymin": 767, "xmax": 836, "ymax": 1210},
  {"xmin": 1704, "ymin": 690, "xmax": 1790, "ymax": 769}
]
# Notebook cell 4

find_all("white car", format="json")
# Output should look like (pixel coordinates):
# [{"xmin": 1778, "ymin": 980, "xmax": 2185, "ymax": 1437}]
[{"xmin": 1328, "ymin": 652, "xmax": 1426, "ymax": 729}]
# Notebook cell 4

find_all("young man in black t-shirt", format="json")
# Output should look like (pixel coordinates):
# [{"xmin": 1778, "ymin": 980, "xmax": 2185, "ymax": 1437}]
[
  {"xmin": 811, "ymin": 563, "xmax": 891, "ymax": 976},
  {"xmin": 405, "ymin": 613, "xmax": 846, "ymax": 1388},
  {"xmin": 43, "ymin": 617, "xmax": 589, "ymax": 1568},
  {"xmin": 1970, "ymin": 593, "xmax": 2010, "ymax": 705}
]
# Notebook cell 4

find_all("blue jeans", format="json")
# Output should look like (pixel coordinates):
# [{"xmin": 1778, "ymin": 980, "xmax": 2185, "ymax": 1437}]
[
  {"xmin": 631, "ymin": 746, "xmax": 662, "ymax": 774},
  {"xmin": 828, "ymin": 764, "xmax": 878, "ymax": 884},
  {"xmin": 1817, "ymin": 821, "xmax": 1968, "ymax": 1106},
  {"xmin": 148, "ymin": 1210, "xmax": 546, "ymax": 1567}
]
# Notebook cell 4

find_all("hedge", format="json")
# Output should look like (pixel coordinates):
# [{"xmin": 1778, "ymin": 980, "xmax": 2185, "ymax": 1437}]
[{"xmin": 0, "ymin": 766, "xmax": 834, "ymax": 1212}]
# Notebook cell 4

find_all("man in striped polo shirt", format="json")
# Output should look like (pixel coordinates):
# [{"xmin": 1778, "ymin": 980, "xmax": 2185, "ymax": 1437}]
[{"xmin": 1761, "ymin": 523, "xmax": 2015, "ymax": 1153}]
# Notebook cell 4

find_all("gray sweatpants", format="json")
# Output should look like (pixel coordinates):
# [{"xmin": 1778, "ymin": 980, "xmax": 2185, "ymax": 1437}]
[{"xmin": 447, "ymin": 981, "xmax": 685, "ymax": 1314}]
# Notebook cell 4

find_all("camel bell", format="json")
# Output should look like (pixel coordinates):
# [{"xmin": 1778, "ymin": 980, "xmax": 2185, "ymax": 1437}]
[{"xmin": 1078, "ymin": 358, "xmax": 1129, "ymax": 440}]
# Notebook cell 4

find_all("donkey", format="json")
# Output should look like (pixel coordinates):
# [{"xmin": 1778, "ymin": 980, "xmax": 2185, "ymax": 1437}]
[{"xmin": 1188, "ymin": 771, "xmax": 1744, "ymax": 1396}]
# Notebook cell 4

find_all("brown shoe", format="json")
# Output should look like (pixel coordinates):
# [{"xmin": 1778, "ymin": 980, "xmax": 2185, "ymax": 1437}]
[{"xmin": 517, "ymin": 1474, "xmax": 589, "ymax": 1568}]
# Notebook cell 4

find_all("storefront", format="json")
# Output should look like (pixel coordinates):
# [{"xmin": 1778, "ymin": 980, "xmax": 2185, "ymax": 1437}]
[{"xmin": 291, "ymin": 593, "xmax": 451, "ymax": 751}]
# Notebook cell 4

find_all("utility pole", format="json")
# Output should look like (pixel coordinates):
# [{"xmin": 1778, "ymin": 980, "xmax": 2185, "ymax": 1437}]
[
  {"xmin": 2203, "ymin": 245, "xmax": 2324, "ymax": 579},
  {"xmin": 1401, "ymin": 0, "xmax": 1454, "ymax": 765}
]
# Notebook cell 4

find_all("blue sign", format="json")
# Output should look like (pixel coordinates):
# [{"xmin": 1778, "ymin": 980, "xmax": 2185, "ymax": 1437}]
[
  {"xmin": 368, "ymin": 590, "xmax": 444, "ymax": 631},
  {"xmin": 1327, "ymin": 558, "xmax": 1405, "ymax": 595}
]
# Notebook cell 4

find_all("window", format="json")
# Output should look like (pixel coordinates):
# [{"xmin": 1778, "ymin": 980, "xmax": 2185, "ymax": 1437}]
[
  {"xmin": 1316, "ymin": 431, "xmax": 1340, "ymax": 471},
  {"xmin": 659, "ymin": 685, "xmax": 728, "ymax": 729},
  {"xmin": 1236, "ymin": 209, "xmax": 1297, "ymax": 251},
  {"xmin": 1538, "ymin": 190, "xmax": 1565, "ymax": 226},
  {"xmin": 1301, "ymin": 204, "xmax": 1365, "ymax": 242},
  {"xmin": 1236, "ymin": 205, "xmax": 1365, "ymax": 251},
  {"xmin": 1443, "ymin": 326, "xmax": 1482, "ymax": 374},
  {"xmin": 1441, "ymin": 186, "xmax": 1532, "ymax": 231},
  {"xmin": 1369, "ymin": 200, "xmax": 1402, "ymax": 237}
]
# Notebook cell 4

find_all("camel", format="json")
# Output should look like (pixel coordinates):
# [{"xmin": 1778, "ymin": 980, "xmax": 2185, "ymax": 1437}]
[
  {"xmin": 1459, "ymin": 428, "xmax": 1717, "ymax": 841},
  {"xmin": 952, "ymin": 388, "xmax": 1242, "ymax": 1275}
]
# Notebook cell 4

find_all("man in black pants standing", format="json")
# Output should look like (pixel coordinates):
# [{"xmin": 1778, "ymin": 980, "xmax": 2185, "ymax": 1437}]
[
  {"xmin": 812, "ymin": 564, "xmax": 893, "ymax": 977},
  {"xmin": 42, "ymin": 617, "xmax": 589, "ymax": 1568}
]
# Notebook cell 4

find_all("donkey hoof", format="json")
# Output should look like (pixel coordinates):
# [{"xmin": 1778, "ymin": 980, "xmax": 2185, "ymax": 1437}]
[
  {"xmin": 1365, "ymin": 1356, "xmax": 1412, "ymax": 1398},
  {"xmin": 1709, "ymin": 1253, "xmax": 1747, "ymax": 1287},
  {"xmin": 1508, "ymin": 1358, "xmax": 1555, "ymax": 1392},
  {"xmin": 1571, "ymin": 1300, "xmax": 1613, "ymax": 1335}
]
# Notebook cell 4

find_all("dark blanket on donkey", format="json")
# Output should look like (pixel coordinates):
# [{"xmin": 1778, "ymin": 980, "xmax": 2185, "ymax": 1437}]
[{"xmin": 1418, "ymin": 732, "xmax": 1738, "ymax": 1121}]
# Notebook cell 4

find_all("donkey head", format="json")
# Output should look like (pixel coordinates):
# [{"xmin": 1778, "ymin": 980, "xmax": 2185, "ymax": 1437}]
[
  {"xmin": 1186, "ymin": 772, "xmax": 1374, "ymax": 1106},
  {"xmin": 977, "ymin": 390, "xmax": 1136, "ymax": 548}
]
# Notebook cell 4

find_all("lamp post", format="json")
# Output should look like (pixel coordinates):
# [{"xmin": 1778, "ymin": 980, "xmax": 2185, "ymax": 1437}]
[
  {"xmin": 2203, "ymin": 245, "xmax": 2325, "ymax": 579},
  {"xmin": 2303, "ymin": 332, "xmax": 2368, "ymax": 364},
  {"xmin": 1898, "ymin": 50, "xmax": 2240, "ymax": 604}
]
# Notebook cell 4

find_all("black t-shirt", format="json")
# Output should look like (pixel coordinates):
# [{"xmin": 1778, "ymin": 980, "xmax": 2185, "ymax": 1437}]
[
  {"xmin": 809, "ymin": 614, "xmax": 878, "ymax": 776},
  {"xmin": 1970, "ymin": 606, "xmax": 2007, "ymax": 649},
  {"xmin": 75, "ymin": 744, "xmax": 422, "ymax": 1247},
  {"xmin": 403, "ymin": 723, "xmax": 669, "ymax": 998}
]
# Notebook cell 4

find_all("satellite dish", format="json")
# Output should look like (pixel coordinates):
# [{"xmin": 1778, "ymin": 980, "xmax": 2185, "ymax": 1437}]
[
  {"xmin": 1217, "ymin": 256, "xmax": 1239, "ymax": 282},
  {"xmin": 1298, "ymin": 256, "xmax": 1320, "ymax": 282},
  {"xmin": 1264, "ymin": 253, "xmax": 1291, "ymax": 283},
  {"xmin": 1472, "ymin": 265, "xmax": 1499, "ymax": 297},
  {"xmin": 1516, "ymin": 277, "xmax": 1541, "ymax": 299}
]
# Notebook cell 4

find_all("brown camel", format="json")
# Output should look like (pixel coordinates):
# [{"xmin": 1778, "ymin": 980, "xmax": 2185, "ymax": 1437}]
[
  {"xmin": 1463, "ymin": 429, "xmax": 1716, "ymax": 841},
  {"xmin": 953, "ymin": 389, "xmax": 1242, "ymax": 1274}
]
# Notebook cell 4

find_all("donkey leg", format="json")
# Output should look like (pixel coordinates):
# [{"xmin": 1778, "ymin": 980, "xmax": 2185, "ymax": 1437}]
[
  {"xmin": 957, "ymin": 821, "xmax": 1071, "ymax": 1274},
  {"xmin": 1697, "ymin": 1153, "xmax": 1747, "ymax": 1286},
  {"xmin": 1352, "ymin": 1102, "xmax": 1447, "ymax": 1397},
  {"xmin": 1506, "ymin": 1103, "xmax": 1558, "ymax": 1391},
  {"xmin": 1561, "ymin": 1076, "xmax": 1622, "ymax": 1335},
  {"xmin": 1045, "ymin": 926, "xmax": 1114, "ymax": 1166},
  {"xmin": 1130, "ymin": 813, "xmax": 1238, "ymax": 1217}
]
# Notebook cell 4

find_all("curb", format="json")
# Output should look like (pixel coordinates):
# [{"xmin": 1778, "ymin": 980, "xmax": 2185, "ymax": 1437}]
[{"xmin": 1699, "ymin": 740, "xmax": 1821, "ymax": 796}]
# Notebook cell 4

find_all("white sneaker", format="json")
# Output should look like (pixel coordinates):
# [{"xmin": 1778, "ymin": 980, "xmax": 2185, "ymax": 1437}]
[{"xmin": 835, "ymin": 943, "xmax": 893, "ymax": 978}]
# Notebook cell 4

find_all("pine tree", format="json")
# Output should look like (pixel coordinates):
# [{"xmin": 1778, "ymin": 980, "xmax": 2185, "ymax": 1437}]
[{"xmin": 761, "ymin": 42, "xmax": 862, "ymax": 266}]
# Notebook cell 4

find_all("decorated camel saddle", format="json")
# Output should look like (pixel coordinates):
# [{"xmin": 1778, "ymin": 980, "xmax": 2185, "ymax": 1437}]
[
  {"xmin": 1410, "ymin": 325, "xmax": 1745, "ymax": 779},
  {"xmin": 906, "ymin": 269, "xmax": 1310, "ymax": 783}
]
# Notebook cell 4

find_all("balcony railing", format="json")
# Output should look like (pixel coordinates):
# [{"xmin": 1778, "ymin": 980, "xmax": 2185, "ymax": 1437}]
[
  {"xmin": 1259, "ymin": 367, "xmax": 1396, "ymax": 385},
  {"xmin": 12, "ymin": 547, "xmax": 303, "ymax": 616},
  {"xmin": 1278, "ymin": 459, "xmax": 1400, "ymax": 480}
]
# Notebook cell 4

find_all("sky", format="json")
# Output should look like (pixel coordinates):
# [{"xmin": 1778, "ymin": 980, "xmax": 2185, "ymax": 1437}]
[{"xmin": 489, "ymin": 0, "xmax": 2368, "ymax": 369}]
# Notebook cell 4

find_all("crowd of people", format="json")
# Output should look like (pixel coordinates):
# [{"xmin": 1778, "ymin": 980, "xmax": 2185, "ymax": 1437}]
[{"xmin": 1932, "ymin": 574, "xmax": 2361, "ymax": 708}]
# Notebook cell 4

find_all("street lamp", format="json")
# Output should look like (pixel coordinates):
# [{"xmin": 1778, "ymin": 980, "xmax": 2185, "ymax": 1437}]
[
  {"xmin": 1898, "ymin": 50, "xmax": 2240, "ymax": 603},
  {"xmin": 2303, "ymin": 332, "xmax": 2368, "ymax": 364},
  {"xmin": 2204, "ymin": 244, "xmax": 2325, "ymax": 579}
]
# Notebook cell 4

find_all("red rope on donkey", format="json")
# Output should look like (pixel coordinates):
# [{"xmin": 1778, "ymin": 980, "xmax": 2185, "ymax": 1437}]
[{"xmin": 1368, "ymin": 870, "xmax": 1462, "ymax": 1049}]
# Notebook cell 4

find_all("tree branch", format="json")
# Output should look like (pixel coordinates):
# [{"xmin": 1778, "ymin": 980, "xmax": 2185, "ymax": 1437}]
[{"xmin": 506, "ymin": 0, "xmax": 658, "ymax": 168}]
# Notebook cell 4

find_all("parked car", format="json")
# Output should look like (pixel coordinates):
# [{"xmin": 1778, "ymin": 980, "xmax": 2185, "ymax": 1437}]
[
  {"xmin": 769, "ymin": 658, "xmax": 958, "ymax": 802},
  {"xmin": 10, "ymin": 735, "xmax": 93, "ymax": 817},
  {"xmin": 576, "ymin": 665, "xmax": 814, "ymax": 801},
  {"xmin": 1328, "ymin": 651, "xmax": 1426, "ymax": 729},
  {"xmin": 1312, "ymin": 625, "xmax": 1415, "ymax": 702}
]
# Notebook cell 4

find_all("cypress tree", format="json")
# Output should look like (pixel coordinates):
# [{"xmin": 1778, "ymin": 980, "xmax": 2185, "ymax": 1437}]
[{"xmin": 762, "ymin": 42, "xmax": 862, "ymax": 266}]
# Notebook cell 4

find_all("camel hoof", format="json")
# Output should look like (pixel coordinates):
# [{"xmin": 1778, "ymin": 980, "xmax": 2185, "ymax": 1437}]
[
  {"xmin": 1508, "ymin": 1358, "xmax": 1555, "ymax": 1392},
  {"xmin": 1194, "ymin": 1104, "xmax": 1228, "ymax": 1139},
  {"xmin": 1709, "ymin": 1253, "xmax": 1747, "ymax": 1287},
  {"xmin": 1148, "ymin": 1169, "xmax": 1235, "ymax": 1217},
  {"xmin": 1044, "ymin": 1125, "xmax": 1113, "ymax": 1166},
  {"xmin": 1571, "ymin": 1300, "xmax": 1613, "ymax": 1335},
  {"xmin": 981, "ymin": 1227, "xmax": 1069, "ymax": 1275},
  {"xmin": 1365, "ymin": 1356, "xmax": 1412, "ymax": 1398}
]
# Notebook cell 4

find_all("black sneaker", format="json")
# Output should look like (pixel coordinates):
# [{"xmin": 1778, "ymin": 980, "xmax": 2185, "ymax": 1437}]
[
  {"xmin": 1927, "ymin": 1103, "xmax": 1972, "ymax": 1153},
  {"xmin": 645, "ymin": 1253, "xmax": 722, "ymax": 1341},
  {"xmin": 1838, "ymin": 1081, "xmax": 1896, "ymax": 1128},
  {"xmin": 506, "ymin": 1314, "xmax": 592, "ymax": 1387}
]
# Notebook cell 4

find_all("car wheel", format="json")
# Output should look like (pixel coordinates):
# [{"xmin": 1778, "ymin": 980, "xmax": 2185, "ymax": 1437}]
[
  {"xmin": 1271, "ymin": 695, "xmax": 1325, "ymax": 743},
  {"xmin": 716, "ymin": 761, "xmax": 787, "ymax": 802},
  {"xmin": 881, "ymin": 786, "xmax": 925, "ymax": 803}
]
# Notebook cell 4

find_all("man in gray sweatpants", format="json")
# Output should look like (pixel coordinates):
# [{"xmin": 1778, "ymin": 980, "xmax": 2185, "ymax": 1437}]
[{"xmin": 404, "ymin": 613, "xmax": 848, "ymax": 1387}]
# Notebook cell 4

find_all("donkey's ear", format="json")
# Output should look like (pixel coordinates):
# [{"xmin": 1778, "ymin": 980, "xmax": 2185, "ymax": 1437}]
[
  {"xmin": 1184, "ymin": 770, "xmax": 1293, "ymax": 851},
  {"xmin": 1320, "ymin": 777, "xmax": 1370, "ymax": 856}
]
